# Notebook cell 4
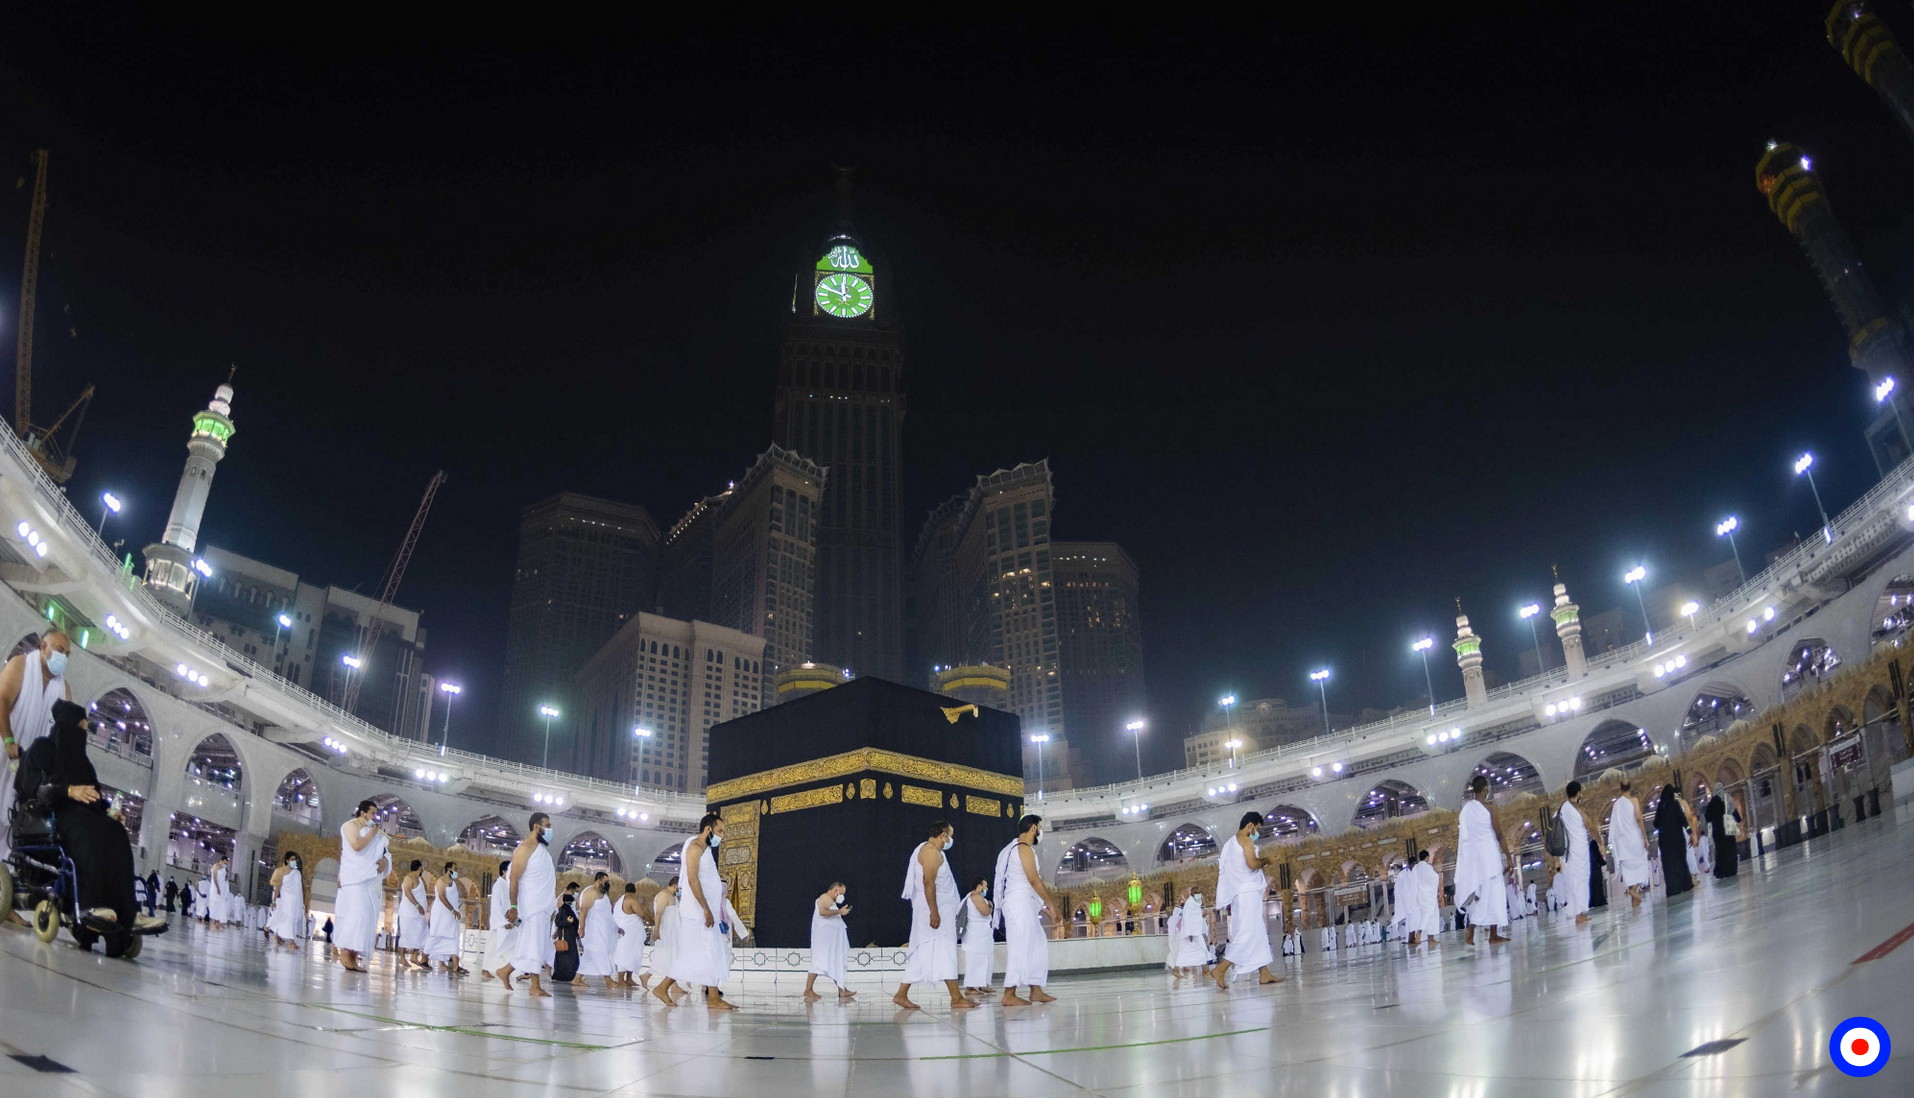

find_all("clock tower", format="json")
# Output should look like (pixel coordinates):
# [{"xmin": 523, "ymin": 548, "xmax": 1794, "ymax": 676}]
[{"xmin": 772, "ymin": 176, "xmax": 907, "ymax": 685}]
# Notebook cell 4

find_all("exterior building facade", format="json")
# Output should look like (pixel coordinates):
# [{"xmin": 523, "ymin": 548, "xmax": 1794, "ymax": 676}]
[
  {"xmin": 1185, "ymin": 698, "xmax": 1333, "ymax": 769},
  {"xmin": 1051, "ymin": 542, "xmax": 1145, "ymax": 784},
  {"xmin": 574, "ymin": 612, "xmax": 765, "ymax": 790},
  {"xmin": 910, "ymin": 461, "xmax": 1077, "ymax": 791},
  {"xmin": 772, "ymin": 232, "xmax": 906, "ymax": 685},
  {"xmin": 702, "ymin": 445, "xmax": 826, "ymax": 708},
  {"xmin": 499, "ymin": 493, "xmax": 659, "ymax": 768}
]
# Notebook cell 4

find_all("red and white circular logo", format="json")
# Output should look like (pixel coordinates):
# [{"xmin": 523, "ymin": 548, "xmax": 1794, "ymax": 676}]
[{"xmin": 1831, "ymin": 1017, "xmax": 1890, "ymax": 1077}]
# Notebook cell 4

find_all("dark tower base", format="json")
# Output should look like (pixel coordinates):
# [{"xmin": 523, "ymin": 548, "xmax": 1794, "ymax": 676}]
[{"xmin": 704, "ymin": 677, "xmax": 1023, "ymax": 948}]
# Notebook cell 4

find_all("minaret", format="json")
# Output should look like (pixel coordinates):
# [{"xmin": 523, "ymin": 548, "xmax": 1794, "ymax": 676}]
[
  {"xmin": 1828, "ymin": 3, "xmax": 1914, "ymax": 150},
  {"xmin": 1756, "ymin": 140, "xmax": 1914, "ymax": 466},
  {"xmin": 1451, "ymin": 600, "xmax": 1487, "ymax": 708},
  {"xmin": 1549, "ymin": 568, "xmax": 1587, "ymax": 678},
  {"xmin": 142, "ymin": 377, "xmax": 235, "ymax": 616}
]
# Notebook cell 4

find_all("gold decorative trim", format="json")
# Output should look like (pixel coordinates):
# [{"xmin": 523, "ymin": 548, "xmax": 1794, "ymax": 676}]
[
  {"xmin": 901, "ymin": 784, "xmax": 942, "ymax": 808},
  {"xmin": 860, "ymin": 778, "xmax": 876, "ymax": 799},
  {"xmin": 965, "ymin": 795, "xmax": 1001, "ymax": 817},
  {"xmin": 706, "ymin": 747, "xmax": 1023, "ymax": 803},
  {"xmin": 770, "ymin": 786, "xmax": 844, "ymax": 813}
]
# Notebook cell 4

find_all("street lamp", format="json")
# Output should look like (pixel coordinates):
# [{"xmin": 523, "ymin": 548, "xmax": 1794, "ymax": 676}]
[
  {"xmin": 1716, "ymin": 516, "xmax": 1746, "ymax": 586},
  {"xmin": 1309, "ymin": 669, "xmax": 1331, "ymax": 735},
  {"xmin": 1125, "ymin": 719, "xmax": 1146, "ymax": 781},
  {"xmin": 1680, "ymin": 601, "xmax": 1700, "ymax": 633},
  {"xmin": 632, "ymin": 725, "xmax": 652, "ymax": 784},
  {"xmin": 1517, "ymin": 603, "xmax": 1547, "ymax": 677},
  {"xmin": 1877, "ymin": 376, "xmax": 1911, "ymax": 455},
  {"xmin": 538, "ymin": 704, "xmax": 561, "ymax": 769},
  {"xmin": 340, "ymin": 653, "xmax": 362, "ymax": 709},
  {"xmin": 1795, "ymin": 452, "xmax": 1832, "ymax": 544},
  {"xmin": 1225, "ymin": 737, "xmax": 1242, "ymax": 769},
  {"xmin": 1624, "ymin": 566, "xmax": 1652, "ymax": 645},
  {"xmin": 1029, "ymin": 732, "xmax": 1051, "ymax": 800},
  {"xmin": 272, "ymin": 612, "xmax": 292, "ymax": 669},
  {"xmin": 1411, "ymin": 637, "xmax": 1436, "ymax": 715},
  {"xmin": 97, "ymin": 492, "xmax": 122, "ymax": 537},
  {"xmin": 437, "ymin": 681, "xmax": 462, "ymax": 751}
]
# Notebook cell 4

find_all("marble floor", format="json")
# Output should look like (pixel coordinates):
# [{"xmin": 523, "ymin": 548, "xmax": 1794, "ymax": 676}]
[{"xmin": 4, "ymin": 814, "xmax": 1912, "ymax": 1098}]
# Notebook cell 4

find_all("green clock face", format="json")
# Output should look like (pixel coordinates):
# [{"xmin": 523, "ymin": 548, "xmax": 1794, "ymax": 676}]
[{"xmin": 815, "ymin": 273, "xmax": 874, "ymax": 318}]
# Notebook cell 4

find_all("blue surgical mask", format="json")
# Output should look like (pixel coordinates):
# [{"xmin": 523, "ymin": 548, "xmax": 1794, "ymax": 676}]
[
  {"xmin": 709, "ymin": 834, "xmax": 722, "ymax": 849},
  {"xmin": 45, "ymin": 650, "xmax": 68, "ymax": 676},
  {"xmin": 942, "ymin": 837, "xmax": 953, "ymax": 851},
  {"xmin": 536, "ymin": 830, "xmax": 550, "ymax": 845}
]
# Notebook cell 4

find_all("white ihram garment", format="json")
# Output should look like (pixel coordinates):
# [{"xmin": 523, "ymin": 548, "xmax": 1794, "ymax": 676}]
[
  {"xmin": 902, "ymin": 844, "xmax": 960, "ymax": 984},
  {"xmin": 1217, "ymin": 836, "xmax": 1272, "ymax": 973},
  {"xmin": 810, "ymin": 897, "xmax": 851, "ymax": 986},
  {"xmin": 426, "ymin": 878, "xmax": 463, "ymax": 962},
  {"xmin": 611, "ymin": 898, "xmax": 646, "ymax": 975},
  {"xmin": 1171, "ymin": 896, "xmax": 1210, "ymax": 968},
  {"xmin": 483, "ymin": 876, "xmax": 515, "ymax": 974},
  {"xmin": 578, "ymin": 892, "xmax": 617, "ymax": 978},
  {"xmin": 668, "ymin": 838, "xmax": 730, "ymax": 988},
  {"xmin": 0, "ymin": 650, "xmax": 64, "ymax": 860},
  {"xmin": 508, "ymin": 842, "xmax": 557, "ymax": 975},
  {"xmin": 268, "ymin": 868, "xmax": 306, "ymax": 940},
  {"xmin": 1608, "ymin": 798, "xmax": 1652, "ymax": 889},
  {"xmin": 333, "ymin": 820, "xmax": 387, "ymax": 956},
  {"xmin": 398, "ymin": 878, "xmax": 430, "ymax": 950},
  {"xmin": 1410, "ymin": 861, "xmax": 1442, "ymax": 938},
  {"xmin": 1454, "ymin": 799, "xmax": 1509, "ymax": 928},
  {"xmin": 962, "ymin": 894, "xmax": 994, "ymax": 987},
  {"xmin": 1557, "ymin": 801, "xmax": 1591, "ymax": 917},
  {"xmin": 994, "ymin": 839, "xmax": 1049, "ymax": 989}
]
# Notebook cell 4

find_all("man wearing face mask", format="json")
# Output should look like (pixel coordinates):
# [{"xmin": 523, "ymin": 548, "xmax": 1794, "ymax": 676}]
[
  {"xmin": 894, "ymin": 820, "xmax": 974, "ymax": 1012},
  {"xmin": 334, "ymin": 799, "xmax": 390, "ymax": 974},
  {"xmin": 496, "ymin": 811, "xmax": 557, "ymax": 998},
  {"xmin": 804, "ymin": 881, "xmax": 854, "ymax": 1001},
  {"xmin": 1211, "ymin": 811, "xmax": 1281, "ymax": 989},
  {"xmin": 655, "ymin": 812, "xmax": 735, "ymax": 1010},
  {"xmin": 961, "ymin": 877, "xmax": 995, "ymax": 995},
  {"xmin": 0, "ymin": 629, "xmax": 73, "ymax": 864},
  {"xmin": 994, "ymin": 814, "xmax": 1062, "ymax": 1005}
]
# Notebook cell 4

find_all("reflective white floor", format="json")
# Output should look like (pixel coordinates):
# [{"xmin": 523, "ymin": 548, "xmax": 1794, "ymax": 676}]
[{"xmin": 5, "ymin": 814, "xmax": 1912, "ymax": 1097}]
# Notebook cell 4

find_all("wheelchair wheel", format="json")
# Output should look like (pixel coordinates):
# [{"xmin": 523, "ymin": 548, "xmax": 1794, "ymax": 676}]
[
  {"xmin": 32, "ymin": 899, "xmax": 59, "ymax": 943},
  {"xmin": 73, "ymin": 926, "xmax": 99, "ymax": 952},
  {"xmin": 0, "ymin": 863, "xmax": 13, "ymax": 923},
  {"xmin": 104, "ymin": 930, "xmax": 132, "ymax": 959},
  {"xmin": 121, "ymin": 933, "xmax": 142, "ymax": 960}
]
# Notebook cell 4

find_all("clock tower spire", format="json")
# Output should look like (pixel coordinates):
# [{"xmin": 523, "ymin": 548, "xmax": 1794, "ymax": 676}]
[{"xmin": 772, "ymin": 174, "xmax": 907, "ymax": 684}]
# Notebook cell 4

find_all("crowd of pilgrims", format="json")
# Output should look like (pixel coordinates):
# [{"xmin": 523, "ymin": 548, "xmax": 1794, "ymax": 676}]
[{"xmin": 132, "ymin": 775, "xmax": 1742, "ymax": 1008}]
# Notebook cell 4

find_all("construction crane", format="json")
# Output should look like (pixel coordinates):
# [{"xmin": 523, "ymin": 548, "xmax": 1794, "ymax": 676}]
[
  {"xmin": 343, "ymin": 470, "xmax": 447, "ymax": 715},
  {"xmin": 13, "ymin": 148, "xmax": 95, "ymax": 483}
]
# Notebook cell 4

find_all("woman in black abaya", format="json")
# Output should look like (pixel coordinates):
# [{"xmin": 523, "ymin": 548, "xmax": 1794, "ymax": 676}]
[{"xmin": 1653, "ymin": 783, "xmax": 1695, "ymax": 897}]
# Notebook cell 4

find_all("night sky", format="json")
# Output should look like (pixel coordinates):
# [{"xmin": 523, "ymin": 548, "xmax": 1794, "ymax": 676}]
[{"xmin": 6, "ymin": 7, "xmax": 1914, "ymax": 779}]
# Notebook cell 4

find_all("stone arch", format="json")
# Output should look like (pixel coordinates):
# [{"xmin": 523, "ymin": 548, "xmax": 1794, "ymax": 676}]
[
  {"xmin": 1056, "ymin": 836, "xmax": 1130, "ymax": 887},
  {"xmin": 184, "ymin": 732, "xmax": 246, "ymax": 798},
  {"xmin": 646, "ymin": 841, "xmax": 683, "ymax": 884},
  {"xmin": 1825, "ymin": 704, "xmax": 1858, "ymax": 742},
  {"xmin": 1352, "ymin": 779, "xmax": 1428, "ymax": 829},
  {"xmin": 1156, "ymin": 822, "xmax": 1218, "ymax": 866},
  {"xmin": 1258, "ymin": 804, "xmax": 1321, "ymax": 844},
  {"xmin": 1296, "ymin": 867, "xmax": 1329, "ymax": 929},
  {"xmin": 1572, "ymin": 720, "xmax": 1657, "ymax": 779},
  {"xmin": 1789, "ymin": 723, "xmax": 1818, "ymax": 753},
  {"xmin": 9, "ymin": 631, "xmax": 42, "ymax": 661},
  {"xmin": 272, "ymin": 767, "xmax": 323, "ymax": 827},
  {"xmin": 1678, "ymin": 682, "xmax": 1755, "ymax": 751},
  {"xmin": 1746, "ymin": 743, "xmax": 1783, "ymax": 830},
  {"xmin": 367, "ymin": 793, "xmax": 423, "ymax": 839},
  {"xmin": 558, "ymin": 831, "xmax": 621, "ymax": 876},
  {"xmin": 86, "ymin": 686, "xmax": 155, "ymax": 761},
  {"xmin": 1472, "ymin": 752, "xmax": 1544, "ymax": 799},
  {"xmin": 457, "ymin": 816, "xmax": 521, "ymax": 858},
  {"xmin": 1870, "ymin": 572, "xmax": 1914, "ymax": 647},
  {"xmin": 1780, "ymin": 637, "xmax": 1840, "ymax": 702}
]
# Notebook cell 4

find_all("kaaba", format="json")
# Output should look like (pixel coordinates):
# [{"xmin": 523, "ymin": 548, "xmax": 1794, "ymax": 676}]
[{"xmin": 704, "ymin": 676, "xmax": 1025, "ymax": 948}]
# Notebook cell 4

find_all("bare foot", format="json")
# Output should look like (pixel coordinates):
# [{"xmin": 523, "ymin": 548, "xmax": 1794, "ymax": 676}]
[
  {"xmin": 481, "ymin": 970, "xmax": 495, "ymax": 982},
  {"xmin": 1575, "ymin": 914, "xmax": 1591, "ymax": 927},
  {"xmin": 892, "ymin": 991, "xmax": 920, "ymax": 1011},
  {"xmin": 804, "ymin": 990, "xmax": 823, "ymax": 1001},
  {"xmin": 652, "ymin": 985, "xmax": 677, "ymax": 1007},
  {"xmin": 708, "ymin": 995, "xmax": 737, "ymax": 1012},
  {"xmin": 529, "ymin": 984, "xmax": 553, "ymax": 999},
  {"xmin": 1002, "ymin": 991, "xmax": 1029, "ymax": 1006},
  {"xmin": 604, "ymin": 977, "xmax": 617, "ymax": 989},
  {"xmin": 839, "ymin": 990, "xmax": 856, "ymax": 1000},
  {"xmin": 1489, "ymin": 932, "xmax": 1511, "ymax": 944},
  {"xmin": 950, "ymin": 997, "xmax": 978, "ymax": 1010},
  {"xmin": 1029, "ymin": 989, "xmax": 1055, "ymax": 1003},
  {"xmin": 1259, "ymin": 974, "xmax": 1283, "ymax": 985},
  {"xmin": 1464, "ymin": 928, "xmax": 1476, "ymax": 945}
]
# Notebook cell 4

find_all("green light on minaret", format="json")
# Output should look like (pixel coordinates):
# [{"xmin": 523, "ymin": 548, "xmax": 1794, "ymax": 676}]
[{"xmin": 192, "ymin": 412, "xmax": 233, "ymax": 444}]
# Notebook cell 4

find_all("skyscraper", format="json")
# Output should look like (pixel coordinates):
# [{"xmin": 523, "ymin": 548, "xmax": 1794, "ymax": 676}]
[
  {"xmin": 909, "ymin": 461, "xmax": 1076, "ymax": 792},
  {"xmin": 772, "ymin": 216, "xmax": 906, "ymax": 684},
  {"xmin": 499, "ymin": 492, "xmax": 659, "ymax": 769},
  {"xmin": 1051, "ymin": 542, "xmax": 1145, "ymax": 784},
  {"xmin": 708, "ymin": 445, "xmax": 826, "ymax": 707}
]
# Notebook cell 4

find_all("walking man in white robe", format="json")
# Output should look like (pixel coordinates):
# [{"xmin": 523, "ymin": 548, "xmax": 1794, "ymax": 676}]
[
  {"xmin": 1555, "ymin": 781, "xmax": 1604, "ymax": 927},
  {"xmin": 1169, "ymin": 886, "xmax": 1210, "ymax": 980},
  {"xmin": 481, "ymin": 859, "xmax": 515, "ymax": 981},
  {"xmin": 333, "ymin": 799, "xmax": 389, "ymax": 974},
  {"xmin": 0, "ymin": 629, "xmax": 71, "ymax": 864},
  {"xmin": 1212, "ymin": 811, "xmax": 1281, "ymax": 988},
  {"xmin": 994, "ymin": 814, "xmax": 1062, "ymax": 1005},
  {"xmin": 1456, "ymin": 775, "xmax": 1512, "ymax": 946},
  {"xmin": 496, "ymin": 811, "xmax": 557, "ymax": 999},
  {"xmin": 397, "ymin": 860, "xmax": 432, "ymax": 969},
  {"xmin": 805, "ymin": 881, "xmax": 855, "ymax": 1001},
  {"xmin": 1408, "ymin": 850, "xmax": 1441, "ymax": 946},
  {"xmin": 1607, "ymin": 778, "xmax": 1652, "ymax": 906},
  {"xmin": 894, "ymin": 820, "xmax": 975, "ymax": 1011},
  {"xmin": 653, "ymin": 812, "xmax": 735, "ymax": 1011},
  {"xmin": 961, "ymin": 877, "xmax": 994, "ymax": 995}
]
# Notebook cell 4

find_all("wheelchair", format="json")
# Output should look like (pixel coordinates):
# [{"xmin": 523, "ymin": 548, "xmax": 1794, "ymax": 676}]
[{"xmin": 0, "ymin": 802, "xmax": 166, "ymax": 959}]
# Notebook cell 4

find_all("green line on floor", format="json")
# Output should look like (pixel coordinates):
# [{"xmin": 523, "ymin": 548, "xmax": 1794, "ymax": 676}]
[
  {"xmin": 308, "ymin": 1004, "xmax": 611, "ymax": 1050},
  {"xmin": 922, "ymin": 1026, "xmax": 1265, "ymax": 1060}
]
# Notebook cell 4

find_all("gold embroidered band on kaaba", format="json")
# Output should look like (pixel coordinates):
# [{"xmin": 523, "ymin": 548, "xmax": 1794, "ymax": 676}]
[{"xmin": 705, "ymin": 746, "xmax": 1023, "ymax": 803}]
